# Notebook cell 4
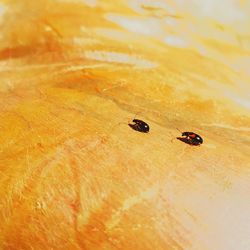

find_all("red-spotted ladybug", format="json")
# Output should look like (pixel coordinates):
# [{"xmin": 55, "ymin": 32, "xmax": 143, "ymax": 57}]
[
  {"xmin": 177, "ymin": 131, "xmax": 203, "ymax": 146},
  {"xmin": 128, "ymin": 119, "xmax": 150, "ymax": 133}
]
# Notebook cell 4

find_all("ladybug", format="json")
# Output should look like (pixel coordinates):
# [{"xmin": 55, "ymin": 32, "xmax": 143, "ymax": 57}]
[
  {"xmin": 128, "ymin": 119, "xmax": 150, "ymax": 133},
  {"xmin": 177, "ymin": 131, "xmax": 203, "ymax": 146}
]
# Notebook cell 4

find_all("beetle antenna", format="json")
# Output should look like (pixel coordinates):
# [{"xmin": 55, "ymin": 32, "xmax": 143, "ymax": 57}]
[
  {"xmin": 176, "ymin": 127, "xmax": 182, "ymax": 133},
  {"xmin": 133, "ymin": 111, "xmax": 142, "ymax": 120}
]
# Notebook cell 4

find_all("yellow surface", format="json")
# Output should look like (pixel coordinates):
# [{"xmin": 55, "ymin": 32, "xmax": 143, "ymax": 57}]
[{"xmin": 0, "ymin": 0, "xmax": 250, "ymax": 249}]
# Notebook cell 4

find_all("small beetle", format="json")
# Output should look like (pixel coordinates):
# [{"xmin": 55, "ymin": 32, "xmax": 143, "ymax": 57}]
[
  {"xmin": 177, "ymin": 131, "xmax": 203, "ymax": 146},
  {"xmin": 128, "ymin": 119, "xmax": 150, "ymax": 133}
]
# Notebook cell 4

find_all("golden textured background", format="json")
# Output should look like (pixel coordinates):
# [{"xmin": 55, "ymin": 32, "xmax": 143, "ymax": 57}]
[{"xmin": 0, "ymin": 0, "xmax": 250, "ymax": 249}]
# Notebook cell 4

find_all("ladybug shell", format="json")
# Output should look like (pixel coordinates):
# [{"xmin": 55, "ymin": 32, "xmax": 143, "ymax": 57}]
[
  {"xmin": 181, "ymin": 132, "xmax": 203, "ymax": 145},
  {"xmin": 128, "ymin": 119, "xmax": 150, "ymax": 133}
]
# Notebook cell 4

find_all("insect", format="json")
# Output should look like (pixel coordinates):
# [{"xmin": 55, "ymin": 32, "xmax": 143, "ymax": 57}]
[
  {"xmin": 128, "ymin": 119, "xmax": 150, "ymax": 133},
  {"xmin": 177, "ymin": 131, "xmax": 203, "ymax": 146}
]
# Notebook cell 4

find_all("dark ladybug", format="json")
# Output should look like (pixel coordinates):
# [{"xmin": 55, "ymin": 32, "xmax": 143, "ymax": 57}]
[
  {"xmin": 177, "ymin": 131, "xmax": 203, "ymax": 146},
  {"xmin": 128, "ymin": 119, "xmax": 150, "ymax": 133}
]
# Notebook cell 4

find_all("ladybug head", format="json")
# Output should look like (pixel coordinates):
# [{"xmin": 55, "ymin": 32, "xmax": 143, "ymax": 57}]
[{"xmin": 182, "ymin": 132, "xmax": 189, "ymax": 136}]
